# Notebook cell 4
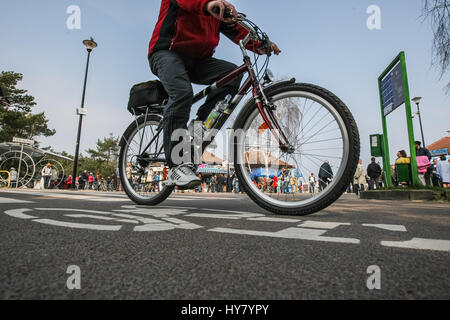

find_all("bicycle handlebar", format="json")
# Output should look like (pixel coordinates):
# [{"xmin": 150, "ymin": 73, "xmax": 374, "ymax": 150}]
[{"xmin": 211, "ymin": 7, "xmax": 273, "ymax": 54}]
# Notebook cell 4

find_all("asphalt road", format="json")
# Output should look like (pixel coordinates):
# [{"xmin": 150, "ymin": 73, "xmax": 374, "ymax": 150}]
[{"xmin": 0, "ymin": 189, "xmax": 449, "ymax": 300}]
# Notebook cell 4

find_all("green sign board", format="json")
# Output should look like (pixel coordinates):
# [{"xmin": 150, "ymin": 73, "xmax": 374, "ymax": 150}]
[
  {"xmin": 370, "ymin": 134, "xmax": 383, "ymax": 158},
  {"xmin": 377, "ymin": 52, "xmax": 419, "ymax": 187}
]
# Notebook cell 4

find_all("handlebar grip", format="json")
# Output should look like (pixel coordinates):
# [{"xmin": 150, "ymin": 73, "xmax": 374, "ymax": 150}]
[{"xmin": 212, "ymin": 6, "xmax": 234, "ymax": 19}]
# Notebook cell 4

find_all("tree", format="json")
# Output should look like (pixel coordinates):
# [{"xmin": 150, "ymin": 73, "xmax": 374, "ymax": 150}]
[
  {"xmin": 86, "ymin": 133, "xmax": 120, "ymax": 163},
  {"xmin": 83, "ymin": 134, "xmax": 120, "ymax": 177},
  {"xmin": 0, "ymin": 71, "xmax": 56, "ymax": 142},
  {"xmin": 422, "ymin": 0, "xmax": 450, "ymax": 90}
]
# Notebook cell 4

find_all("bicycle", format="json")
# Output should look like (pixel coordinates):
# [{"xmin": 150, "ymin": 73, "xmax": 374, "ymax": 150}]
[{"xmin": 119, "ymin": 12, "xmax": 360, "ymax": 216}]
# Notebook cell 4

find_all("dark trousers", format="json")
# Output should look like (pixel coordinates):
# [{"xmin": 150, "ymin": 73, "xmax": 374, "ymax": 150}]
[
  {"xmin": 368, "ymin": 179, "xmax": 377, "ymax": 190},
  {"xmin": 319, "ymin": 178, "xmax": 327, "ymax": 191},
  {"xmin": 43, "ymin": 176, "xmax": 51, "ymax": 189},
  {"xmin": 354, "ymin": 184, "xmax": 364, "ymax": 196},
  {"xmin": 149, "ymin": 50, "xmax": 243, "ymax": 168}
]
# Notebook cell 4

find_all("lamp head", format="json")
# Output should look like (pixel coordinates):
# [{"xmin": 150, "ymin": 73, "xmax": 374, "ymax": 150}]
[
  {"xmin": 83, "ymin": 37, "xmax": 98, "ymax": 52},
  {"xmin": 412, "ymin": 97, "xmax": 422, "ymax": 104}
]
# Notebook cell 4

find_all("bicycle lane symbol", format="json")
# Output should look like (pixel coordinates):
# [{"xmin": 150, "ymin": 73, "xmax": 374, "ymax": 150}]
[{"xmin": 4, "ymin": 206, "xmax": 202, "ymax": 232}]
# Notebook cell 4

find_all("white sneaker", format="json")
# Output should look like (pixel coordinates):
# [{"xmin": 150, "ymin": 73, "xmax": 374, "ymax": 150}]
[{"xmin": 166, "ymin": 163, "xmax": 201, "ymax": 189}]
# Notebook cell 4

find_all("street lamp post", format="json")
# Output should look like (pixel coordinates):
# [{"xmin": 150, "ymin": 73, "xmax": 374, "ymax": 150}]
[
  {"xmin": 412, "ymin": 97, "xmax": 426, "ymax": 147},
  {"xmin": 72, "ymin": 38, "xmax": 98, "ymax": 189}
]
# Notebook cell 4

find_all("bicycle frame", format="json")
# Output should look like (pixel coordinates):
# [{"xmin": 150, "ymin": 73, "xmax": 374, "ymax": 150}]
[{"xmin": 138, "ymin": 27, "xmax": 292, "ymax": 162}]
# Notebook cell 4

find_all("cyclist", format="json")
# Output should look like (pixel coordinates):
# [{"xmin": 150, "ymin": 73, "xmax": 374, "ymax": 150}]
[{"xmin": 148, "ymin": 0, "xmax": 280, "ymax": 189}]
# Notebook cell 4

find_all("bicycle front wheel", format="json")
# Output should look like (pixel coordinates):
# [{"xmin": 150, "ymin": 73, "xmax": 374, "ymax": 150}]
[
  {"xmin": 119, "ymin": 115, "xmax": 174, "ymax": 205},
  {"xmin": 233, "ymin": 83, "xmax": 360, "ymax": 216}
]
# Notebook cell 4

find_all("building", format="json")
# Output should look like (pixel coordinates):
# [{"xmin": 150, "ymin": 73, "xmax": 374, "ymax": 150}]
[{"xmin": 427, "ymin": 129, "xmax": 450, "ymax": 158}]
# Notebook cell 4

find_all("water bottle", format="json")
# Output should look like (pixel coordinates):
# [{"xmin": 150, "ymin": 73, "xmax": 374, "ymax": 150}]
[{"xmin": 203, "ymin": 94, "xmax": 232, "ymax": 129}]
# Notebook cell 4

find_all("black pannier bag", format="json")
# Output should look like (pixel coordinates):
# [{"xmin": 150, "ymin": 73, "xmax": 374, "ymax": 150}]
[{"xmin": 127, "ymin": 80, "xmax": 168, "ymax": 115}]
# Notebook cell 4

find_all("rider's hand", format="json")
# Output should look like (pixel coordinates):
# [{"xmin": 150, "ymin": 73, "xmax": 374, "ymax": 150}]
[
  {"xmin": 206, "ymin": 0, "xmax": 238, "ymax": 23},
  {"xmin": 258, "ymin": 42, "xmax": 281, "ymax": 56}
]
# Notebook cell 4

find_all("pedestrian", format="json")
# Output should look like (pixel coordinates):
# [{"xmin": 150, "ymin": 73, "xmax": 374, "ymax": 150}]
[
  {"xmin": 210, "ymin": 175, "xmax": 216, "ymax": 193},
  {"xmin": 318, "ymin": 160, "xmax": 333, "ymax": 192},
  {"xmin": 309, "ymin": 173, "xmax": 316, "ymax": 194},
  {"xmin": 430, "ymin": 158, "xmax": 440, "ymax": 187},
  {"xmin": 354, "ymin": 160, "xmax": 366, "ymax": 196},
  {"xmin": 66, "ymin": 175, "xmax": 73, "ymax": 189},
  {"xmin": 88, "ymin": 173, "xmax": 95, "ymax": 189},
  {"xmin": 415, "ymin": 141, "xmax": 432, "ymax": 186},
  {"xmin": 9, "ymin": 167, "xmax": 17, "ymax": 188},
  {"xmin": 126, "ymin": 162, "xmax": 133, "ymax": 187},
  {"xmin": 41, "ymin": 163, "xmax": 52, "ymax": 189},
  {"xmin": 367, "ymin": 157, "xmax": 381, "ymax": 190},
  {"xmin": 436, "ymin": 155, "xmax": 450, "ymax": 188}
]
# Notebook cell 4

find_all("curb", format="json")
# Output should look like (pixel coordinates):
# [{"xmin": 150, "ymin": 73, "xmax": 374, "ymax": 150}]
[{"xmin": 360, "ymin": 190, "xmax": 434, "ymax": 201}]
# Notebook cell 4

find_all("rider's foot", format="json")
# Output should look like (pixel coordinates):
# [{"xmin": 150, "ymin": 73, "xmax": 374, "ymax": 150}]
[{"xmin": 166, "ymin": 163, "xmax": 201, "ymax": 189}]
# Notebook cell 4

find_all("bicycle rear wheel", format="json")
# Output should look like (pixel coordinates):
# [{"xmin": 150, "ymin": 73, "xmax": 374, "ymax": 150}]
[
  {"xmin": 233, "ymin": 83, "xmax": 360, "ymax": 216},
  {"xmin": 119, "ymin": 114, "xmax": 174, "ymax": 205}
]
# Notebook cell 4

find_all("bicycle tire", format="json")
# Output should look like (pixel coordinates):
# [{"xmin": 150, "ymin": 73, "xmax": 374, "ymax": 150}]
[
  {"xmin": 119, "ymin": 115, "xmax": 174, "ymax": 206},
  {"xmin": 233, "ymin": 83, "xmax": 360, "ymax": 216}
]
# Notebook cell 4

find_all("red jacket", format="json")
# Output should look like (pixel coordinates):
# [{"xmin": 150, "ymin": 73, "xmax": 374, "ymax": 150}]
[{"xmin": 149, "ymin": 0, "xmax": 258, "ymax": 59}]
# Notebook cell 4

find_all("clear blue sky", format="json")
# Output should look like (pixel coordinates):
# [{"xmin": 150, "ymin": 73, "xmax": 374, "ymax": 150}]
[{"xmin": 1, "ymin": 0, "xmax": 449, "ymax": 165}]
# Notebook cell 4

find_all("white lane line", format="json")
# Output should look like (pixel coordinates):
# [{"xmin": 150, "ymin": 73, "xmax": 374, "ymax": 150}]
[
  {"xmin": 0, "ymin": 197, "xmax": 33, "ymax": 204},
  {"xmin": 381, "ymin": 238, "xmax": 450, "ymax": 252},
  {"xmin": 35, "ymin": 208, "xmax": 112, "ymax": 215},
  {"xmin": 27, "ymin": 193, "xmax": 130, "ymax": 202},
  {"xmin": 33, "ymin": 219, "xmax": 122, "ymax": 231},
  {"xmin": 4, "ymin": 208, "xmax": 37, "ymax": 219},
  {"xmin": 64, "ymin": 214, "xmax": 139, "ymax": 224},
  {"xmin": 210, "ymin": 227, "xmax": 360, "ymax": 244},
  {"xmin": 299, "ymin": 221, "xmax": 351, "ymax": 229},
  {"xmin": 363, "ymin": 224, "xmax": 407, "ymax": 232}
]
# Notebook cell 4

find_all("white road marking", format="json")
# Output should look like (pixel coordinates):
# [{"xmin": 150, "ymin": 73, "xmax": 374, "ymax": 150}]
[
  {"xmin": 363, "ymin": 224, "xmax": 407, "ymax": 232},
  {"xmin": 4, "ymin": 208, "xmax": 37, "ymax": 219},
  {"xmin": 13, "ymin": 192, "xmax": 131, "ymax": 202},
  {"xmin": 187, "ymin": 213, "xmax": 263, "ymax": 220},
  {"xmin": 299, "ymin": 221, "xmax": 351, "ymax": 229},
  {"xmin": 35, "ymin": 208, "xmax": 112, "ymax": 215},
  {"xmin": 210, "ymin": 227, "xmax": 360, "ymax": 244},
  {"xmin": 381, "ymin": 238, "xmax": 450, "ymax": 252},
  {"xmin": 64, "ymin": 214, "xmax": 139, "ymax": 224},
  {"xmin": 134, "ymin": 223, "xmax": 179, "ymax": 232},
  {"xmin": 33, "ymin": 219, "xmax": 122, "ymax": 231},
  {"xmin": 162, "ymin": 217, "xmax": 203, "ymax": 230},
  {"xmin": 0, "ymin": 197, "xmax": 33, "ymax": 204}
]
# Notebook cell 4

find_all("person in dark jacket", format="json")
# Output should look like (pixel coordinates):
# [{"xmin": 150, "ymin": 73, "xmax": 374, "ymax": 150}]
[
  {"xmin": 367, "ymin": 157, "xmax": 382, "ymax": 190},
  {"xmin": 148, "ymin": 0, "xmax": 280, "ymax": 188},
  {"xmin": 318, "ymin": 161, "xmax": 333, "ymax": 192}
]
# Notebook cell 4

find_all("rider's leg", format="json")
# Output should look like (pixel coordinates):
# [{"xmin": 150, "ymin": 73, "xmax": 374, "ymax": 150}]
[
  {"xmin": 189, "ymin": 57, "xmax": 243, "ymax": 121},
  {"xmin": 149, "ymin": 51, "xmax": 193, "ymax": 168}
]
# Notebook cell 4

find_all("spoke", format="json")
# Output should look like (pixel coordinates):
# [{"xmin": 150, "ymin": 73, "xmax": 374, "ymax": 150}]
[
  {"xmin": 299, "ymin": 127, "xmax": 340, "ymax": 145},
  {"xmin": 298, "ymin": 118, "xmax": 337, "ymax": 147},
  {"xmin": 290, "ymin": 103, "xmax": 324, "ymax": 144},
  {"xmin": 303, "ymin": 154, "xmax": 335, "ymax": 178},
  {"xmin": 300, "ymin": 137, "xmax": 342, "ymax": 146},
  {"xmin": 293, "ymin": 152, "xmax": 342, "ymax": 160}
]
